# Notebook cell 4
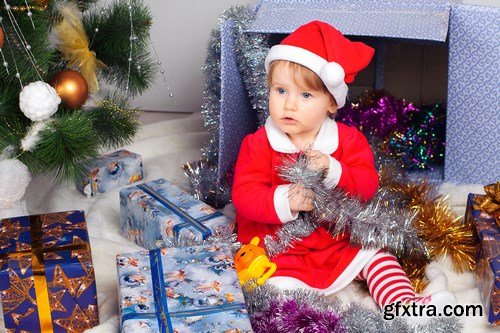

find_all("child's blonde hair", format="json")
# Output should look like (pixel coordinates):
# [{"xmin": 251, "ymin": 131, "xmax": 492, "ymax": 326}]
[{"xmin": 267, "ymin": 60, "xmax": 337, "ymax": 117}]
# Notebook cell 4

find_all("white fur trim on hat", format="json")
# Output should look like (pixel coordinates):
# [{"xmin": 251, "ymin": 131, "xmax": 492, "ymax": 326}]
[{"xmin": 265, "ymin": 44, "xmax": 349, "ymax": 108}]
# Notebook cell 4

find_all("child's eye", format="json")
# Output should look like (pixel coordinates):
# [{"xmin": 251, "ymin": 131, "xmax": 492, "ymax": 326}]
[
  {"xmin": 277, "ymin": 88, "xmax": 286, "ymax": 94},
  {"xmin": 302, "ymin": 92, "xmax": 312, "ymax": 99}
]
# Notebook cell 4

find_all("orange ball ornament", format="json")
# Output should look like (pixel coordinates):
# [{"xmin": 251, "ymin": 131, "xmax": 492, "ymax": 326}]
[
  {"xmin": 0, "ymin": 27, "xmax": 4, "ymax": 48},
  {"xmin": 50, "ymin": 70, "xmax": 89, "ymax": 109}
]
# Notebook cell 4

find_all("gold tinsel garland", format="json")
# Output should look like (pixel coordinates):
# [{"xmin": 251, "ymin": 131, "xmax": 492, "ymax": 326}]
[{"xmin": 380, "ymin": 166, "xmax": 478, "ymax": 292}]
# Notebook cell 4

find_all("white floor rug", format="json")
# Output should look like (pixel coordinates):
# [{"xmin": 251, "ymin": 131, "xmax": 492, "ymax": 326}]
[{"xmin": 1, "ymin": 113, "xmax": 496, "ymax": 332}]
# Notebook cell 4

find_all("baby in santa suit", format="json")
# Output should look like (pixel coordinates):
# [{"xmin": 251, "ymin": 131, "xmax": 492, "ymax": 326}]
[{"xmin": 232, "ymin": 20, "xmax": 456, "ymax": 324}]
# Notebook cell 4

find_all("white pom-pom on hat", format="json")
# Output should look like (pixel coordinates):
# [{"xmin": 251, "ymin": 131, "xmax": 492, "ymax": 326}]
[
  {"xmin": 19, "ymin": 81, "xmax": 61, "ymax": 121},
  {"xmin": 319, "ymin": 62, "xmax": 345, "ymax": 88}
]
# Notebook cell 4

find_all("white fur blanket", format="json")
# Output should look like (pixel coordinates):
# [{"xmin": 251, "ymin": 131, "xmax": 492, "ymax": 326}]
[{"xmin": 1, "ymin": 113, "xmax": 496, "ymax": 332}]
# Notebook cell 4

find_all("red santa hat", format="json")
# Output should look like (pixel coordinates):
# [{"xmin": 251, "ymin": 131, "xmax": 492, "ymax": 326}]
[{"xmin": 264, "ymin": 20, "xmax": 374, "ymax": 108}]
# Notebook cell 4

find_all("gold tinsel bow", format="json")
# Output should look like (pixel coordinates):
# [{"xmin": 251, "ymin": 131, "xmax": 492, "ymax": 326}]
[
  {"xmin": 54, "ymin": 3, "xmax": 107, "ymax": 92},
  {"xmin": 478, "ymin": 182, "xmax": 500, "ymax": 226}
]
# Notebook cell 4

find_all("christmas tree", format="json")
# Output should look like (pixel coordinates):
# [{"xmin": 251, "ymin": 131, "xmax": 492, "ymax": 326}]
[{"xmin": 0, "ymin": 0, "xmax": 155, "ymax": 182}]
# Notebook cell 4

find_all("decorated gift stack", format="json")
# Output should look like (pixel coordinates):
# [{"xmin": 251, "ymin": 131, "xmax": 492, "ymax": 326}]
[
  {"xmin": 117, "ymin": 243, "xmax": 253, "ymax": 332},
  {"xmin": 0, "ymin": 210, "xmax": 99, "ymax": 332},
  {"xmin": 76, "ymin": 149, "xmax": 143, "ymax": 197},
  {"xmin": 120, "ymin": 178, "xmax": 235, "ymax": 249},
  {"xmin": 465, "ymin": 182, "xmax": 500, "ymax": 325}
]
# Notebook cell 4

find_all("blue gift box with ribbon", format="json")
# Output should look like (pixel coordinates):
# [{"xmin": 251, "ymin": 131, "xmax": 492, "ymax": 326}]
[
  {"xmin": 77, "ymin": 149, "xmax": 143, "ymax": 197},
  {"xmin": 0, "ymin": 211, "xmax": 99, "ymax": 332},
  {"xmin": 465, "ymin": 193, "xmax": 500, "ymax": 325},
  {"xmin": 117, "ymin": 243, "xmax": 253, "ymax": 332},
  {"xmin": 120, "ymin": 178, "xmax": 235, "ymax": 249}
]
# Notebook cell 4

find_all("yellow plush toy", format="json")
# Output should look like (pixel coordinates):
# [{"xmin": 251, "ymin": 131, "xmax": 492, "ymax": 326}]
[{"xmin": 234, "ymin": 237, "xmax": 276, "ymax": 286}]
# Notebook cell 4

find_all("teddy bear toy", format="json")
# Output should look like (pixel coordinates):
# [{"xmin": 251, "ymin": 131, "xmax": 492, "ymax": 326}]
[{"xmin": 234, "ymin": 236, "xmax": 276, "ymax": 287}]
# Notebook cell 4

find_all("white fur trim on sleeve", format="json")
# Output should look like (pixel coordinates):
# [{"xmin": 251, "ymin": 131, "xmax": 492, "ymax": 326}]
[
  {"xmin": 322, "ymin": 156, "xmax": 342, "ymax": 189},
  {"xmin": 274, "ymin": 184, "xmax": 299, "ymax": 223}
]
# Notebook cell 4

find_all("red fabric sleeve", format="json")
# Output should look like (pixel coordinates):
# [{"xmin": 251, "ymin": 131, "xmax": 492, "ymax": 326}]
[
  {"xmin": 336, "ymin": 125, "xmax": 379, "ymax": 201},
  {"xmin": 231, "ymin": 130, "xmax": 282, "ymax": 224}
]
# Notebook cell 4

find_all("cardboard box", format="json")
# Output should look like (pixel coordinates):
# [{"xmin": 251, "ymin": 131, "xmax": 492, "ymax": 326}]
[{"xmin": 216, "ymin": 0, "xmax": 499, "ymax": 184}]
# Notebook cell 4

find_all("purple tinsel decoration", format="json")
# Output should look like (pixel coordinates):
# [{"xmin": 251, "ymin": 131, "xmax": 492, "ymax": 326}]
[
  {"xmin": 251, "ymin": 298, "xmax": 346, "ymax": 333},
  {"xmin": 337, "ymin": 90, "xmax": 419, "ymax": 139}
]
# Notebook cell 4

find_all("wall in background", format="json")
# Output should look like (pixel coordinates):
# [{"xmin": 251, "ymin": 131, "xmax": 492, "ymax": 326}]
[
  {"xmin": 133, "ymin": 0, "xmax": 498, "ymax": 113},
  {"xmin": 132, "ymin": 0, "xmax": 259, "ymax": 113}
]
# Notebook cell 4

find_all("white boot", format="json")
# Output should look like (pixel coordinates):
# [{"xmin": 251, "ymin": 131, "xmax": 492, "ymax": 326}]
[{"xmin": 398, "ymin": 291, "xmax": 457, "ymax": 326}]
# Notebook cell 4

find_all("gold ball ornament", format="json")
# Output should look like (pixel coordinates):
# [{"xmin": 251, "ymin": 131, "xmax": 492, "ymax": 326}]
[
  {"xmin": 0, "ymin": 27, "xmax": 4, "ymax": 48},
  {"xmin": 50, "ymin": 70, "xmax": 89, "ymax": 109}
]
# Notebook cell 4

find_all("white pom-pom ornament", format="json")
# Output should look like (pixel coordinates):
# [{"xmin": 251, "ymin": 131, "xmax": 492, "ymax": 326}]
[
  {"xmin": 0, "ymin": 158, "xmax": 31, "ymax": 219},
  {"xmin": 19, "ymin": 81, "xmax": 61, "ymax": 121}
]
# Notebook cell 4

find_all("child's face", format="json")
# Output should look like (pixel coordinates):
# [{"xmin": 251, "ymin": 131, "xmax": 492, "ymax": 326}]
[{"xmin": 269, "ymin": 62, "xmax": 337, "ymax": 145}]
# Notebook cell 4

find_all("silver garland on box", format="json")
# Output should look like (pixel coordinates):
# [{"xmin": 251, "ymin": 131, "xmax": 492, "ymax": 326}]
[
  {"xmin": 186, "ymin": 6, "xmax": 270, "ymax": 205},
  {"xmin": 264, "ymin": 153, "xmax": 426, "ymax": 257},
  {"xmin": 160, "ymin": 233, "xmax": 240, "ymax": 253},
  {"xmin": 200, "ymin": 5, "xmax": 270, "ymax": 161},
  {"xmin": 245, "ymin": 283, "xmax": 462, "ymax": 333},
  {"xmin": 182, "ymin": 159, "xmax": 232, "ymax": 207}
]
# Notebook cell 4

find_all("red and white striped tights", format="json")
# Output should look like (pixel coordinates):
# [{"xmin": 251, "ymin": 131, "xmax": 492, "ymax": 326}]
[{"xmin": 356, "ymin": 252, "xmax": 415, "ymax": 307}]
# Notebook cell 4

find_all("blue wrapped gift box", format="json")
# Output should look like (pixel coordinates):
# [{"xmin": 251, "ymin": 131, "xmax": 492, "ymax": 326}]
[
  {"xmin": 0, "ymin": 211, "xmax": 99, "ymax": 332},
  {"xmin": 216, "ymin": 0, "xmax": 499, "ymax": 185},
  {"xmin": 77, "ymin": 149, "xmax": 143, "ymax": 197},
  {"xmin": 465, "ymin": 193, "xmax": 500, "ymax": 325},
  {"xmin": 117, "ymin": 243, "xmax": 253, "ymax": 332},
  {"xmin": 120, "ymin": 178, "xmax": 235, "ymax": 249}
]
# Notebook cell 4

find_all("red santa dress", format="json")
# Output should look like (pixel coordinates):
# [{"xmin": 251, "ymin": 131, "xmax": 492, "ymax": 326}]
[{"xmin": 232, "ymin": 116, "xmax": 380, "ymax": 294}]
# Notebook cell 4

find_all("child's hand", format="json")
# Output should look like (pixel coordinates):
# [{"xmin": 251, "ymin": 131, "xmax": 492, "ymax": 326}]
[
  {"xmin": 288, "ymin": 183, "xmax": 315, "ymax": 213},
  {"xmin": 305, "ymin": 150, "xmax": 330, "ymax": 172}
]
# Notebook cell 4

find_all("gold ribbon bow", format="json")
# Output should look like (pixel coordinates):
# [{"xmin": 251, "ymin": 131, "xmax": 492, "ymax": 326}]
[
  {"xmin": 54, "ymin": 3, "xmax": 107, "ymax": 92},
  {"xmin": 477, "ymin": 182, "xmax": 500, "ymax": 226}
]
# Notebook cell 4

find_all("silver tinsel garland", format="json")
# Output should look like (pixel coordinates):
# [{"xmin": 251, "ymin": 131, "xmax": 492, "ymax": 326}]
[
  {"xmin": 200, "ymin": 6, "xmax": 269, "ymax": 162},
  {"xmin": 245, "ymin": 283, "xmax": 462, "ymax": 333},
  {"xmin": 160, "ymin": 233, "xmax": 240, "ymax": 252},
  {"xmin": 182, "ymin": 159, "xmax": 232, "ymax": 207},
  {"xmin": 264, "ymin": 152, "xmax": 426, "ymax": 257},
  {"xmin": 194, "ymin": 6, "xmax": 271, "ymax": 204}
]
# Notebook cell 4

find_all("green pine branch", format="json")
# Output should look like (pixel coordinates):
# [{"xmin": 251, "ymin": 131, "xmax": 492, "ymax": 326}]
[
  {"xmin": 87, "ymin": 91, "xmax": 141, "ymax": 148},
  {"xmin": 84, "ymin": 0, "xmax": 156, "ymax": 96},
  {"xmin": 0, "ymin": 3, "xmax": 55, "ymax": 85},
  {"xmin": 19, "ymin": 111, "xmax": 99, "ymax": 183}
]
